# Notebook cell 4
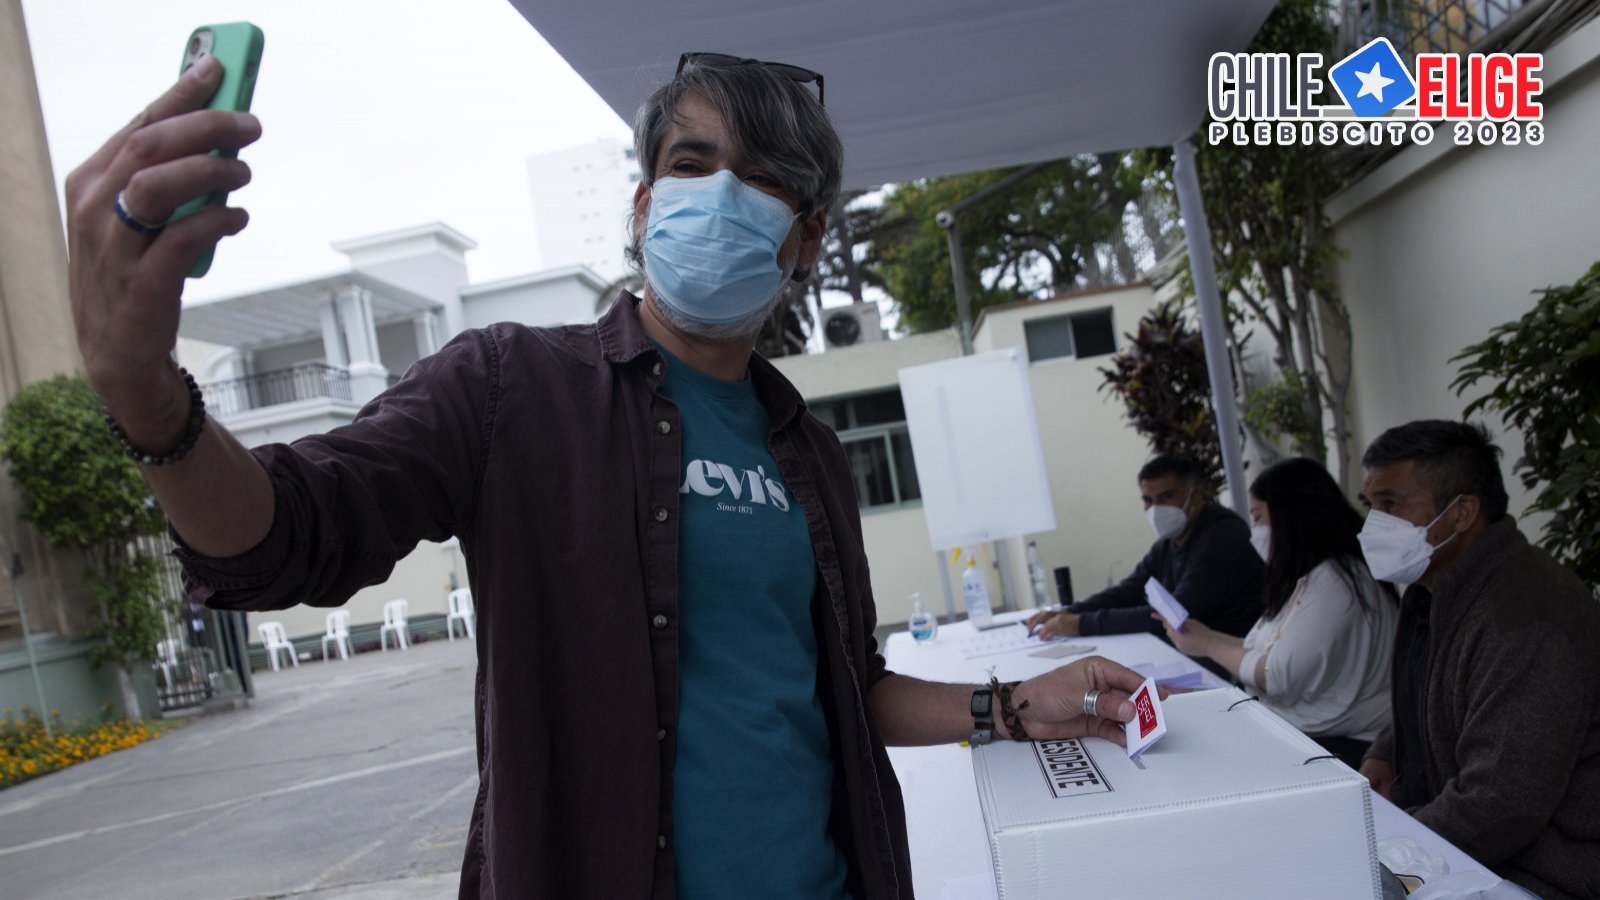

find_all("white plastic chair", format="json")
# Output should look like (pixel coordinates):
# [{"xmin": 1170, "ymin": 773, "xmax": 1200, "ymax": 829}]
[
  {"xmin": 154, "ymin": 638, "xmax": 182, "ymax": 688},
  {"xmin": 379, "ymin": 599, "xmax": 410, "ymax": 651},
  {"xmin": 321, "ymin": 609, "xmax": 353, "ymax": 661},
  {"xmin": 258, "ymin": 621, "xmax": 299, "ymax": 671},
  {"xmin": 446, "ymin": 588, "xmax": 475, "ymax": 641}
]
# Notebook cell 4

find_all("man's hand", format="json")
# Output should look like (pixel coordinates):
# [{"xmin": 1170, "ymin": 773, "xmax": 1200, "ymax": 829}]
[
  {"xmin": 66, "ymin": 53, "xmax": 260, "ymax": 443},
  {"xmin": 1360, "ymin": 758, "xmax": 1397, "ymax": 800},
  {"xmin": 1025, "ymin": 609, "xmax": 1081, "ymax": 639},
  {"xmin": 1007, "ymin": 656, "xmax": 1145, "ymax": 746}
]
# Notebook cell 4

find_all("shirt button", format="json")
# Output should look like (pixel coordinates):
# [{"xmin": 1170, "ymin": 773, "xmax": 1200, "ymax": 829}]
[
  {"xmin": 657, "ymin": 727, "xmax": 667, "ymax": 741},
  {"xmin": 652, "ymin": 361, "xmax": 664, "ymax": 377},
  {"xmin": 653, "ymin": 506, "xmax": 669, "ymax": 523},
  {"xmin": 652, "ymin": 614, "xmax": 669, "ymax": 630},
  {"xmin": 656, "ymin": 419, "xmax": 672, "ymax": 434},
  {"xmin": 657, "ymin": 834, "xmax": 667, "ymax": 850}
]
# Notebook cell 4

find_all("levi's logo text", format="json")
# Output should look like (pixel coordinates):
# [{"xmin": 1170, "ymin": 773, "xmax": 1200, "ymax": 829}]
[
  {"xmin": 681, "ymin": 458, "xmax": 792, "ymax": 515},
  {"xmin": 1208, "ymin": 37, "xmax": 1545, "ymax": 148},
  {"xmin": 1032, "ymin": 739, "xmax": 1112, "ymax": 799}
]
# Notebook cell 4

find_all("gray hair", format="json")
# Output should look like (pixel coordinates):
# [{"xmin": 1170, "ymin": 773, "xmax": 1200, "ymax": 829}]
[{"xmin": 623, "ymin": 58, "xmax": 843, "ymax": 280}]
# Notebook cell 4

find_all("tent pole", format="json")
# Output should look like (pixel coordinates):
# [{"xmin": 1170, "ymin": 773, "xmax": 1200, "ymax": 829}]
[{"xmin": 1170, "ymin": 138, "xmax": 1249, "ymax": 518}]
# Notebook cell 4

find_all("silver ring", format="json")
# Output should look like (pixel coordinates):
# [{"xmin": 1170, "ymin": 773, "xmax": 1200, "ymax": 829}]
[
  {"xmin": 1083, "ymin": 688, "xmax": 1102, "ymax": 718},
  {"xmin": 113, "ymin": 190, "xmax": 167, "ymax": 236}
]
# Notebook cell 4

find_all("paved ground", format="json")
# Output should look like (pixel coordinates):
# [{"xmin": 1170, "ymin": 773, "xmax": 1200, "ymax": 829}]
[{"xmin": 0, "ymin": 638, "xmax": 479, "ymax": 899}]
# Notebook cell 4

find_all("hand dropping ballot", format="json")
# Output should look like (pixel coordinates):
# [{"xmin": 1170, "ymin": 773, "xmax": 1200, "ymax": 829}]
[
  {"xmin": 1144, "ymin": 577, "xmax": 1188, "ymax": 631},
  {"xmin": 1123, "ymin": 676, "xmax": 1167, "ymax": 759}
]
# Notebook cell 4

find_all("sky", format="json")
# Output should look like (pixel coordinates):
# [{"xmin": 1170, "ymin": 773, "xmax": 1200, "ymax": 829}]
[{"xmin": 22, "ymin": 0, "xmax": 634, "ymax": 303}]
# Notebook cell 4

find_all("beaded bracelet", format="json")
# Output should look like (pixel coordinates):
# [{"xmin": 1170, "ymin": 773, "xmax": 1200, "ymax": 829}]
[{"xmin": 103, "ymin": 367, "xmax": 207, "ymax": 465}]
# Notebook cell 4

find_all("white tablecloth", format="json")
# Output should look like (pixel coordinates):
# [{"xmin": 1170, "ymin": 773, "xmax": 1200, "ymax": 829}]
[{"xmin": 882, "ymin": 611, "xmax": 1498, "ymax": 899}]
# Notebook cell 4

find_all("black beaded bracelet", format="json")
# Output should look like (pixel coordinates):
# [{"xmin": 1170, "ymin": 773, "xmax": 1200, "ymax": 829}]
[{"xmin": 103, "ymin": 367, "xmax": 207, "ymax": 466}]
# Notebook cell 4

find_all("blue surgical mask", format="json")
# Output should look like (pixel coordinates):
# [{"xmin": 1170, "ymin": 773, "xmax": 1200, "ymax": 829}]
[{"xmin": 643, "ymin": 170, "xmax": 799, "ymax": 325}]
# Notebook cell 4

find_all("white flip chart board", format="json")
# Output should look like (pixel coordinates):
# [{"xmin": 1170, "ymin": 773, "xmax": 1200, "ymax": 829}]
[{"xmin": 898, "ymin": 347, "xmax": 1056, "ymax": 551}]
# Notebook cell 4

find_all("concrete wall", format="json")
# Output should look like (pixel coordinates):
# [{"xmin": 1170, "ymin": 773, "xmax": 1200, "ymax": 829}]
[
  {"xmin": 248, "ymin": 539, "xmax": 461, "ymax": 647},
  {"xmin": 252, "ymin": 337, "xmax": 326, "ymax": 373},
  {"xmin": 459, "ymin": 271, "xmax": 604, "ymax": 332},
  {"xmin": 375, "ymin": 320, "xmax": 421, "ymax": 373},
  {"xmin": 0, "ymin": 639, "xmax": 155, "ymax": 723},
  {"xmin": 974, "ymin": 286, "xmax": 1173, "ymax": 619},
  {"xmin": 1327, "ymin": 19, "xmax": 1600, "ymax": 519},
  {"xmin": 775, "ymin": 330, "xmax": 962, "ymax": 624}
]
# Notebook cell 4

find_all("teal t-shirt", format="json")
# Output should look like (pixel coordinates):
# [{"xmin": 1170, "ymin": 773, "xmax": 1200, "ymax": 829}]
[{"xmin": 659, "ymin": 345, "xmax": 850, "ymax": 900}]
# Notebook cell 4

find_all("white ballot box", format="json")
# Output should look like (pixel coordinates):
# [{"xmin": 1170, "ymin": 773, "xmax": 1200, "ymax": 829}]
[{"xmin": 972, "ymin": 688, "xmax": 1380, "ymax": 899}]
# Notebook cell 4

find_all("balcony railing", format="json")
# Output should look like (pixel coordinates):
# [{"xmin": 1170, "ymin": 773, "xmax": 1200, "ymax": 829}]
[
  {"xmin": 1336, "ymin": 0, "xmax": 1596, "ymax": 59},
  {"xmin": 201, "ymin": 363, "xmax": 353, "ymax": 418}
]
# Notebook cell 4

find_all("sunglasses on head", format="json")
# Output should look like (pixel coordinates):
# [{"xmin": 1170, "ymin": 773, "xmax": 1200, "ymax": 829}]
[{"xmin": 677, "ymin": 52, "xmax": 825, "ymax": 107}]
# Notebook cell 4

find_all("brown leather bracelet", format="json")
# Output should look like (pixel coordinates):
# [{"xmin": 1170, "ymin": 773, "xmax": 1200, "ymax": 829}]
[{"xmin": 989, "ymin": 677, "xmax": 1030, "ymax": 741}]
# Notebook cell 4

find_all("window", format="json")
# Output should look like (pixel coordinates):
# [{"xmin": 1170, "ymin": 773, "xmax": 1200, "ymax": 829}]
[
  {"xmin": 1023, "ymin": 307, "xmax": 1117, "ymax": 363},
  {"xmin": 810, "ymin": 390, "xmax": 921, "ymax": 512}
]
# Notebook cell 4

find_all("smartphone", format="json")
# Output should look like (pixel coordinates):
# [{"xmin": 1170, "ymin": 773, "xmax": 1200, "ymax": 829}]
[{"xmin": 169, "ymin": 22, "xmax": 264, "ymax": 278}]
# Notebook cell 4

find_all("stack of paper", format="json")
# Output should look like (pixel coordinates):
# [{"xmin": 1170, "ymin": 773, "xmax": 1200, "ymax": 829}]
[
  {"xmin": 956, "ymin": 624, "xmax": 1046, "ymax": 660},
  {"xmin": 1129, "ymin": 659, "xmax": 1207, "ymax": 689}
]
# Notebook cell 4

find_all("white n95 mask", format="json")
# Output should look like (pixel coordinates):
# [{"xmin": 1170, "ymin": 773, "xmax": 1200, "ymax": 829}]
[
  {"xmin": 642, "ymin": 169, "xmax": 799, "ymax": 325},
  {"xmin": 1147, "ymin": 504, "xmax": 1189, "ymax": 540},
  {"xmin": 1250, "ymin": 524, "xmax": 1272, "ymax": 562},
  {"xmin": 1357, "ymin": 495, "xmax": 1462, "ymax": 584}
]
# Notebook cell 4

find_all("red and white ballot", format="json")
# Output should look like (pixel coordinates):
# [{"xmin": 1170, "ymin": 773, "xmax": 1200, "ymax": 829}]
[{"xmin": 1123, "ymin": 676, "xmax": 1167, "ymax": 759}]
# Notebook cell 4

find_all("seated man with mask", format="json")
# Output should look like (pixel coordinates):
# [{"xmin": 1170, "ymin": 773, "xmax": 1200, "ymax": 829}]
[
  {"xmin": 1357, "ymin": 420, "xmax": 1600, "ymax": 899},
  {"xmin": 1027, "ymin": 455, "xmax": 1262, "ymax": 641}
]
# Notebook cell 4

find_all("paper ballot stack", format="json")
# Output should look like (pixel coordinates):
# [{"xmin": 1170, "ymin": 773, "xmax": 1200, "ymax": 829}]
[{"xmin": 971, "ymin": 688, "xmax": 1381, "ymax": 899}]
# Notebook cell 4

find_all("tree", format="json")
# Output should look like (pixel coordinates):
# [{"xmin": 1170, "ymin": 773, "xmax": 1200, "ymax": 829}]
[
  {"xmin": 1184, "ymin": 0, "xmax": 1359, "ymax": 485},
  {"xmin": 878, "ymin": 155, "xmax": 1158, "ymax": 334},
  {"xmin": 812, "ymin": 188, "xmax": 890, "ymax": 307},
  {"xmin": 1099, "ymin": 302, "xmax": 1225, "ymax": 492},
  {"xmin": 0, "ymin": 375, "xmax": 171, "ymax": 718},
  {"xmin": 1452, "ymin": 261, "xmax": 1600, "ymax": 592}
]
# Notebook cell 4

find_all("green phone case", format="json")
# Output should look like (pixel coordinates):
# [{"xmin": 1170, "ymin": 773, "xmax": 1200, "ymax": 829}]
[{"xmin": 170, "ymin": 22, "xmax": 264, "ymax": 278}]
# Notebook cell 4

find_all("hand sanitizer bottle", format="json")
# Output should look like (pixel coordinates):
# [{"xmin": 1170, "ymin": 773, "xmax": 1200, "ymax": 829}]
[
  {"xmin": 908, "ymin": 593, "xmax": 937, "ymax": 642},
  {"xmin": 962, "ymin": 560, "xmax": 994, "ymax": 629}
]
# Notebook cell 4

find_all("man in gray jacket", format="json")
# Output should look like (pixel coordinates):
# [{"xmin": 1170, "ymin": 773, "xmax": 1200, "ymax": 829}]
[{"xmin": 1357, "ymin": 420, "xmax": 1599, "ymax": 899}]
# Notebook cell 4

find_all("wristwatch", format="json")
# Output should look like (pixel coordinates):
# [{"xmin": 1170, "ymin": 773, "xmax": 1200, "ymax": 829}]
[{"xmin": 970, "ymin": 687, "xmax": 996, "ymax": 745}]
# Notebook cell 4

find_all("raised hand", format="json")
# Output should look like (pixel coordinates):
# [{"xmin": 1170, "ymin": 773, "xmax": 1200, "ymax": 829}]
[{"xmin": 66, "ymin": 53, "xmax": 260, "ymax": 446}]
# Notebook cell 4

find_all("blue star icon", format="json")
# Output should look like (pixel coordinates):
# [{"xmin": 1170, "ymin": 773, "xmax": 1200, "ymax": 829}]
[{"xmin": 1328, "ymin": 38, "xmax": 1416, "ymax": 117}]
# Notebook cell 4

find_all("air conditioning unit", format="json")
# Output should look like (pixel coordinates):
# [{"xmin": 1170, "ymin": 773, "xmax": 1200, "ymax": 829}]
[{"xmin": 822, "ymin": 302, "xmax": 885, "ymax": 349}]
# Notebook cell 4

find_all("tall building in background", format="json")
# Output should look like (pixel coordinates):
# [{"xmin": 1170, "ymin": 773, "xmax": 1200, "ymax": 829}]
[{"xmin": 526, "ymin": 137, "xmax": 641, "ymax": 284}]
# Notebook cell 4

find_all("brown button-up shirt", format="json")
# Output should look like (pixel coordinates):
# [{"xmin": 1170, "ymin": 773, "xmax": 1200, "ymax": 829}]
[{"xmin": 177, "ymin": 293, "xmax": 914, "ymax": 898}]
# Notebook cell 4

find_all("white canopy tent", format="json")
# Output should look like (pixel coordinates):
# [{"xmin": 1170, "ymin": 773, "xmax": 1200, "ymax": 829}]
[{"xmin": 509, "ymin": 0, "xmax": 1280, "ymax": 514}]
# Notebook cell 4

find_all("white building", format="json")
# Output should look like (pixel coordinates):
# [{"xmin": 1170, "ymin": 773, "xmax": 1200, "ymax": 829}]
[
  {"xmin": 176, "ymin": 223, "xmax": 606, "ymax": 647},
  {"xmin": 526, "ymin": 137, "xmax": 642, "ymax": 283}
]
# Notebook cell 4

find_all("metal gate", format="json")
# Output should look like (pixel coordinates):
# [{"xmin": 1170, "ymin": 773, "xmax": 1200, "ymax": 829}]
[{"xmin": 138, "ymin": 534, "xmax": 253, "ymax": 713}]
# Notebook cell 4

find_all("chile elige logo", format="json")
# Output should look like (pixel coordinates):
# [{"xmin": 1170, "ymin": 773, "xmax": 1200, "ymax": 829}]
[{"xmin": 1207, "ymin": 36, "xmax": 1545, "ymax": 148}]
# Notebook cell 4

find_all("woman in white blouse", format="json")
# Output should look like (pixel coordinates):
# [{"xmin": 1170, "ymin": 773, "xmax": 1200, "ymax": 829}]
[{"xmin": 1162, "ymin": 457, "xmax": 1398, "ymax": 767}]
